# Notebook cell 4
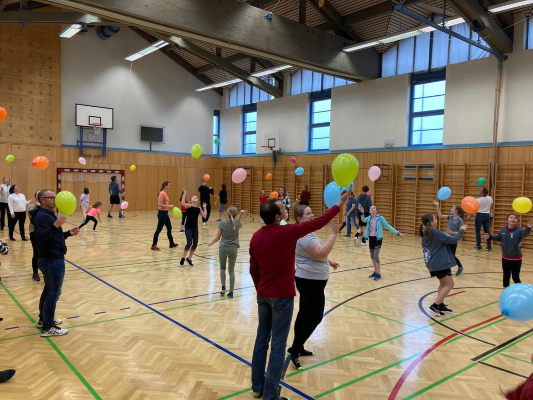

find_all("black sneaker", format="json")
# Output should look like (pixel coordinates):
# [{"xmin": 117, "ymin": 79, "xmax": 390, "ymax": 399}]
[
  {"xmin": 439, "ymin": 304, "xmax": 453, "ymax": 314},
  {"xmin": 287, "ymin": 352, "xmax": 302, "ymax": 370},
  {"xmin": 0, "ymin": 369, "xmax": 16, "ymax": 383},
  {"xmin": 32, "ymin": 273, "xmax": 40, "ymax": 282},
  {"xmin": 300, "ymin": 349, "xmax": 315, "ymax": 357},
  {"xmin": 429, "ymin": 303, "xmax": 445, "ymax": 317},
  {"xmin": 472, "ymin": 245, "xmax": 482, "ymax": 250},
  {"xmin": 107, "ymin": 214, "xmax": 113, "ymax": 218},
  {"xmin": 228, "ymin": 291, "xmax": 233, "ymax": 299},
  {"xmin": 486, "ymin": 247, "xmax": 492, "ymax": 252},
  {"xmin": 220, "ymin": 286, "xmax": 226, "ymax": 295},
  {"xmin": 186, "ymin": 258, "xmax": 193, "ymax": 266},
  {"xmin": 180, "ymin": 258, "xmax": 185, "ymax": 266}
]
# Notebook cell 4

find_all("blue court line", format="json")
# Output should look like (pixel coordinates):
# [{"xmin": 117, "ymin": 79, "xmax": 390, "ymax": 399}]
[
  {"xmin": 5, "ymin": 326, "xmax": 18, "ymax": 330},
  {"xmin": 94, "ymin": 311, "xmax": 106, "ymax": 315},
  {"xmin": 67, "ymin": 316, "xmax": 80, "ymax": 320},
  {"xmin": 64, "ymin": 258, "xmax": 314, "ymax": 400},
  {"xmin": 119, "ymin": 307, "xmax": 130, "ymax": 311},
  {"xmin": 147, "ymin": 285, "xmax": 256, "ymax": 306}
]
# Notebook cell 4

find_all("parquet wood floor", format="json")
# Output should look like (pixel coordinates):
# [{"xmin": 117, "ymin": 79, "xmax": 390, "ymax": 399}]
[{"xmin": 1, "ymin": 211, "xmax": 532, "ymax": 399}]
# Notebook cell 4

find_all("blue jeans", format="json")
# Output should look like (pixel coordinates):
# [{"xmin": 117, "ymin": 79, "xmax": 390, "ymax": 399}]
[
  {"xmin": 251, "ymin": 296, "xmax": 294, "ymax": 400},
  {"xmin": 38, "ymin": 258, "xmax": 66, "ymax": 331},
  {"xmin": 346, "ymin": 213, "xmax": 359, "ymax": 236},
  {"xmin": 475, "ymin": 213, "xmax": 491, "ymax": 247}
]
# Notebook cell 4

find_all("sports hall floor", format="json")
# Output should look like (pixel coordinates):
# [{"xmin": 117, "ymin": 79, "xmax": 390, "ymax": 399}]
[{"xmin": 0, "ymin": 211, "xmax": 532, "ymax": 399}]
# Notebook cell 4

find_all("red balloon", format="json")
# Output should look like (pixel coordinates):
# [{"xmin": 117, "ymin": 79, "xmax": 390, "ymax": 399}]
[
  {"xmin": 461, "ymin": 196, "xmax": 479, "ymax": 214},
  {"xmin": 0, "ymin": 107, "xmax": 7, "ymax": 122}
]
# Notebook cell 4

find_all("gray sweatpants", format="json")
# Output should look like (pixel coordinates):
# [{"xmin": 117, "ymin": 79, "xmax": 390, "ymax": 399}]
[{"xmin": 219, "ymin": 246, "xmax": 238, "ymax": 292}]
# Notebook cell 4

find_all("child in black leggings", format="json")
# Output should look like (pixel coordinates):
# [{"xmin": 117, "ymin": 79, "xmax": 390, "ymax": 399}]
[
  {"xmin": 180, "ymin": 191, "xmax": 207, "ymax": 266},
  {"xmin": 79, "ymin": 202, "xmax": 102, "ymax": 231},
  {"xmin": 485, "ymin": 213, "xmax": 532, "ymax": 288}
]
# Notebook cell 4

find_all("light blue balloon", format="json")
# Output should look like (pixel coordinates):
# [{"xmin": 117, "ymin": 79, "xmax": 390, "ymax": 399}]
[
  {"xmin": 437, "ymin": 186, "xmax": 452, "ymax": 201},
  {"xmin": 323, "ymin": 182, "xmax": 352, "ymax": 208},
  {"xmin": 295, "ymin": 167, "xmax": 304, "ymax": 176},
  {"xmin": 499, "ymin": 283, "xmax": 533, "ymax": 322}
]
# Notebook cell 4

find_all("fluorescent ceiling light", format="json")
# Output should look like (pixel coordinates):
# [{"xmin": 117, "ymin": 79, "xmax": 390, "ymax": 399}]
[
  {"xmin": 343, "ymin": 17, "xmax": 465, "ymax": 52},
  {"xmin": 489, "ymin": 0, "xmax": 533, "ymax": 13},
  {"xmin": 251, "ymin": 65, "xmax": 292, "ymax": 77},
  {"xmin": 196, "ymin": 78, "xmax": 242, "ymax": 91},
  {"xmin": 125, "ymin": 40, "xmax": 169, "ymax": 61},
  {"xmin": 60, "ymin": 24, "xmax": 83, "ymax": 38}
]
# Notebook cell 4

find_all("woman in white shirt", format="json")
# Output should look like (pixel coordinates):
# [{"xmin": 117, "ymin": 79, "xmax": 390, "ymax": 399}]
[
  {"xmin": 0, "ymin": 177, "xmax": 11, "ymax": 231},
  {"xmin": 8, "ymin": 185, "xmax": 31, "ymax": 241},
  {"xmin": 474, "ymin": 187, "xmax": 494, "ymax": 251}
]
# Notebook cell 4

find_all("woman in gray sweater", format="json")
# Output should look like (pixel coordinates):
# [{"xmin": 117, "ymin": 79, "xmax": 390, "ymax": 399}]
[{"xmin": 420, "ymin": 213, "xmax": 467, "ymax": 317}]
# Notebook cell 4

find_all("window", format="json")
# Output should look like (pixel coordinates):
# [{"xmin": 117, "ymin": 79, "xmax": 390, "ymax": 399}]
[
  {"xmin": 410, "ymin": 73, "xmax": 446, "ymax": 146},
  {"xmin": 527, "ymin": 18, "xmax": 533, "ymax": 50},
  {"xmin": 229, "ymin": 77, "xmax": 275, "ymax": 108},
  {"xmin": 243, "ymin": 107, "xmax": 257, "ymax": 154},
  {"xmin": 291, "ymin": 69, "xmax": 354, "ymax": 96},
  {"xmin": 310, "ymin": 96, "xmax": 331, "ymax": 151},
  {"xmin": 213, "ymin": 110, "xmax": 220, "ymax": 155}
]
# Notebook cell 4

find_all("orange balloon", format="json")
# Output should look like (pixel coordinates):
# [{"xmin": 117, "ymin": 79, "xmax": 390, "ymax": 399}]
[
  {"xmin": 270, "ymin": 191, "xmax": 279, "ymax": 199},
  {"xmin": 461, "ymin": 196, "xmax": 479, "ymax": 214},
  {"xmin": 32, "ymin": 156, "xmax": 49, "ymax": 170},
  {"xmin": 203, "ymin": 174, "xmax": 210, "ymax": 181},
  {"xmin": 0, "ymin": 107, "xmax": 7, "ymax": 122},
  {"xmin": 265, "ymin": 173, "xmax": 272, "ymax": 180}
]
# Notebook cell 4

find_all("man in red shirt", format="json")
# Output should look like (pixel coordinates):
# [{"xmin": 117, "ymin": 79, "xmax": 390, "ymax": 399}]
[
  {"xmin": 299, "ymin": 185, "xmax": 311, "ymax": 206},
  {"xmin": 249, "ymin": 191, "xmax": 349, "ymax": 400}
]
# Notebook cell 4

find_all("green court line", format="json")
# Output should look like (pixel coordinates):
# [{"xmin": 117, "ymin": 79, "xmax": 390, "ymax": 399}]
[
  {"xmin": 0, "ymin": 282, "xmax": 102, "ymax": 400},
  {"xmin": 315, "ymin": 353, "xmax": 420, "ymax": 398},
  {"xmin": 443, "ymin": 317, "xmax": 506, "ymax": 346},
  {"xmin": 480, "ymin": 332, "xmax": 533, "ymax": 362},
  {"xmin": 217, "ymin": 387, "xmax": 252, "ymax": 400},
  {"xmin": 500, "ymin": 353, "xmax": 533, "ymax": 365},
  {"xmin": 326, "ymin": 298, "xmax": 446, "ymax": 337}
]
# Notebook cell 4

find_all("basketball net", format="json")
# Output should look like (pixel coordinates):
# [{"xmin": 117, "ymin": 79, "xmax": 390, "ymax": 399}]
[{"xmin": 89, "ymin": 123, "xmax": 103, "ymax": 140}]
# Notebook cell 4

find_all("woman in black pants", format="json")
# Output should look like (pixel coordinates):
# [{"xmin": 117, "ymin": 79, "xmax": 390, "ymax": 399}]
[
  {"xmin": 151, "ymin": 181, "xmax": 179, "ymax": 251},
  {"xmin": 179, "ymin": 190, "xmax": 188, "ymax": 233},
  {"xmin": 287, "ymin": 205, "xmax": 341, "ymax": 370},
  {"xmin": 7, "ymin": 184, "xmax": 31, "ymax": 241},
  {"xmin": 180, "ymin": 191, "xmax": 207, "ymax": 266},
  {"xmin": 28, "ymin": 191, "xmax": 40, "ymax": 281}
]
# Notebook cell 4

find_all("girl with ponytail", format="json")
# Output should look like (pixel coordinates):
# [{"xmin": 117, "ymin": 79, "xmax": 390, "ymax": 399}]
[
  {"xmin": 208, "ymin": 206, "xmax": 246, "ymax": 298},
  {"xmin": 151, "ymin": 181, "xmax": 178, "ymax": 251},
  {"xmin": 433, "ymin": 201, "xmax": 466, "ymax": 275},
  {"xmin": 420, "ymin": 213, "xmax": 467, "ymax": 317}
]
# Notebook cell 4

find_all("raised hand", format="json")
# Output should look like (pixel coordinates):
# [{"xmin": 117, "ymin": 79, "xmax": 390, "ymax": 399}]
[
  {"xmin": 460, "ymin": 224, "xmax": 468, "ymax": 231},
  {"xmin": 432, "ymin": 200, "xmax": 439, "ymax": 206},
  {"xmin": 330, "ymin": 221, "xmax": 340, "ymax": 234}
]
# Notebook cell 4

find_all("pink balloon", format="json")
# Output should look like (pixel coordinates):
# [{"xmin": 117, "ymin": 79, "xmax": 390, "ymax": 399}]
[
  {"xmin": 120, "ymin": 201, "xmax": 129, "ymax": 210},
  {"xmin": 290, "ymin": 157, "xmax": 296, "ymax": 164},
  {"xmin": 78, "ymin": 157, "xmax": 86, "ymax": 165},
  {"xmin": 232, "ymin": 168, "xmax": 247, "ymax": 184},
  {"xmin": 368, "ymin": 166, "xmax": 381, "ymax": 182}
]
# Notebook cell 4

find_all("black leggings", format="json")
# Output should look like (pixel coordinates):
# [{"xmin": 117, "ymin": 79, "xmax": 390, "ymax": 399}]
[
  {"xmin": 502, "ymin": 258, "xmax": 522, "ymax": 288},
  {"xmin": 289, "ymin": 277, "xmax": 328, "ymax": 355},
  {"xmin": 184, "ymin": 226, "xmax": 199, "ymax": 251},
  {"xmin": 9, "ymin": 211, "xmax": 26, "ymax": 239},
  {"xmin": 152, "ymin": 210, "xmax": 174, "ymax": 246},
  {"xmin": 0, "ymin": 202, "xmax": 9, "ymax": 229},
  {"xmin": 448, "ymin": 243, "xmax": 463, "ymax": 268},
  {"xmin": 29, "ymin": 232, "xmax": 38, "ymax": 274},
  {"xmin": 79, "ymin": 216, "xmax": 98, "ymax": 230},
  {"xmin": 181, "ymin": 210, "xmax": 187, "ymax": 226},
  {"xmin": 202, "ymin": 203, "xmax": 211, "ymax": 223}
]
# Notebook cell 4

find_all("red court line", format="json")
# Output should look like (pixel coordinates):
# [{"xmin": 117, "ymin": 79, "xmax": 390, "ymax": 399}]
[
  {"xmin": 388, "ymin": 314, "xmax": 503, "ymax": 400},
  {"xmin": 446, "ymin": 290, "xmax": 466, "ymax": 297}
]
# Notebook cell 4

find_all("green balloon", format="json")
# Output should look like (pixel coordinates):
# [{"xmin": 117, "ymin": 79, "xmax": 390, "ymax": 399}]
[
  {"xmin": 172, "ymin": 207, "xmax": 182, "ymax": 218},
  {"xmin": 476, "ymin": 177, "xmax": 487, "ymax": 187},
  {"xmin": 56, "ymin": 191, "xmax": 77, "ymax": 215},
  {"xmin": 191, "ymin": 144, "xmax": 203, "ymax": 159},
  {"xmin": 332, "ymin": 153, "xmax": 359, "ymax": 188},
  {"xmin": 214, "ymin": 138, "xmax": 221, "ymax": 146},
  {"xmin": 5, "ymin": 155, "xmax": 14, "ymax": 162}
]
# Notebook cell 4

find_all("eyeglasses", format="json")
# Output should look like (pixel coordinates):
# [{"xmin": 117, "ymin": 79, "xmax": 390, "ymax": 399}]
[{"xmin": 41, "ymin": 196, "xmax": 56, "ymax": 200}]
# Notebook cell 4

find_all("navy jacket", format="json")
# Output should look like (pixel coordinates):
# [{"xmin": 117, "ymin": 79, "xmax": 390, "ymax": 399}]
[
  {"xmin": 357, "ymin": 193, "xmax": 372, "ymax": 213},
  {"xmin": 30, "ymin": 208, "xmax": 71, "ymax": 260},
  {"xmin": 489, "ymin": 226, "xmax": 531, "ymax": 259},
  {"xmin": 422, "ymin": 228, "xmax": 464, "ymax": 272}
]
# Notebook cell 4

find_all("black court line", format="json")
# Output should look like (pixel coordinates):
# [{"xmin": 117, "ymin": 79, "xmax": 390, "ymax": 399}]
[
  {"xmin": 477, "ymin": 361, "xmax": 529, "ymax": 379},
  {"xmin": 472, "ymin": 328, "xmax": 533, "ymax": 361}
]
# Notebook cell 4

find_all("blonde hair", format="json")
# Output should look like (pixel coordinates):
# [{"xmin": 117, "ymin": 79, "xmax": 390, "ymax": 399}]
[
  {"xmin": 227, "ymin": 205, "xmax": 238, "ymax": 229},
  {"xmin": 294, "ymin": 205, "xmax": 308, "ymax": 223}
]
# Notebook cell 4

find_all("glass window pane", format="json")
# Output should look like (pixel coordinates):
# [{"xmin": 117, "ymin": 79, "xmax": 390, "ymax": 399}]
[
  {"xmin": 413, "ymin": 95, "xmax": 445, "ymax": 112},
  {"xmin": 252, "ymin": 86, "xmax": 260, "ymax": 103},
  {"xmin": 412, "ymin": 115, "xmax": 444, "ymax": 131},
  {"xmin": 333, "ymin": 77, "xmax": 346, "ymax": 87},
  {"xmin": 397, "ymin": 36, "xmax": 415, "ymax": 75},
  {"xmin": 229, "ymin": 86, "xmax": 237, "ymax": 107},
  {"xmin": 237, "ymin": 82, "xmax": 245, "ymax": 106},
  {"xmin": 244, "ymin": 83, "xmax": 252, "ymax": 105},
  {"xmin": 414, "ymin": 32, "xmax": 430, "ymax": 72},
  {"xmin": 382, "ymin": 44, "xmax": 398, "ymax": 77},
  {"xmin": 302, "ymin": 69, "xmax": 313, "ymax": 93},
  {"xmin": 312, "ymin": 111, "xmax": 331, "ymax": 124},
  {"xmin": 291, "ymin": 70, "xmax": 302, "ymax": 95},
  {"xmin": 311, "ymin": 138, "xmax": 329, "ymax": 150},
  {"xmin": 323, "ymin": 74, "xmax": 334, "ymax": 90},
  {"xmin": 528, "ymin": 18, "xmax": 533, "ymax": 50},
  {"xmin": 311, "ymin": 126, "xmax": 330, "ymax": 139},
  {"xmin": 244, "ymin": 111, "xmax": 257, "ymax": 123},
  {"xmin": 244, "ymin": 134, "xmax": 256, "ymax": 144},
  {"xmin": 449, "ymin": 23, "xmax": 470, "ymax": 64},
  {"xmin": 411, "ymin": 129, "xmax": 443, "ymax": 145},
  {"xmin": 312, "ymin": 71, "xmax": 322, "ymax": 92},
  {"xmin": 414, "ymin": 81, "xmax": 446, "ymax": 98},
  {"xmin": 431, "ymin": 29, "xmax": 450, "ymax": 69},
  {"xmin": 244, "ymin": 143, "xmax": 256, "ymax": 154},
  {"xmin": 470, "ymin": 32, "xmax": 490, "ymax": 60},
  {"xmin": 312, "ymin": 99, "xmax": 331, "ymax": 113}
]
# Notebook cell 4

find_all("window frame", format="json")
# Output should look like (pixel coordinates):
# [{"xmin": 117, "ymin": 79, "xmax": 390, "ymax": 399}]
[
  {"xmin": 409, "ymin": 70, "xmax": 446, "ymax": 147},
  {"xmin": 242, "ymin": 104, "xmax": 257, "ymax": 155},
  {"xmin": 213, "ymin": 110, "xmax": 220, "ymax": 155},
  {"xmin": 527, "ymin": 17, "xmax": 532, "ymax": 50},
  {"xmin": 309, "ymin": 90, "xmax": 332, "ymax": 152}
]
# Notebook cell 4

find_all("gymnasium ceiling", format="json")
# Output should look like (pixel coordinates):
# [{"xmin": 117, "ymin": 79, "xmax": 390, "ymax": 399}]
[{"xmin": 0, "ymin": 0, "xmax": 530, "ymax": 94}]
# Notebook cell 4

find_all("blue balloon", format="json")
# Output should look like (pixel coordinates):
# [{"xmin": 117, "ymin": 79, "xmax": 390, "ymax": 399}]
[
  {"xmin": 323, "ymin": 182, "xmax": 352, "ymax": 208},
  {"xmin": 500, "ymin": 283, "xmax": 533, "ymax": 322},
  {"xmin": 437, "ymin": 186, "xmax": 452, "ymax": 201},
  {"xmin": 295, "ymin": 167, "xmax": 304, "ymax": 176}
]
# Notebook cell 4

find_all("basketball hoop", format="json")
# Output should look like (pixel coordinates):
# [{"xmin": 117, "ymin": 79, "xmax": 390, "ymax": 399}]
[
  {"xmin": 261, "ymin": 145, "xmax": 274, "ymax": 151},
  {"xmin": 90, "ymin": 123, "xmax": 103, "ymax": 140}
]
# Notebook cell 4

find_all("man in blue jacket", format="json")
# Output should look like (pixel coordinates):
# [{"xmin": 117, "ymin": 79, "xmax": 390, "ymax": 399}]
[{"xmin": 31, "ymin": 190, "xmax": 79, "ymax": 337}]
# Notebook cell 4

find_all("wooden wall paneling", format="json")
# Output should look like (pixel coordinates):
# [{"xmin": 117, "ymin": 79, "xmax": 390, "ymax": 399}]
[
  {"xmin": 393, "ymin": 164, "xmax": 418, "ymax": 234},
  {"xmin": 373, "ymin": 164, "xmax": 394, "ymax": 223},
  {"xmin": 251, "ymin": 166, "xmax": 263, "ymax": 214},
  {"xmin": 308, "ymin": 165, "xmax": 323, "ymax": 215},
  {"xmin": 223, "ymin": 167, "xmax": 233, "ymax": 206}
]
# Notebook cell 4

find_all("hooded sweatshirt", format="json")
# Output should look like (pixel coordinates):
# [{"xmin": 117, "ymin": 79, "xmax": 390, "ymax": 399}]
[
  {"xmin": 489, "ymin": 225, "xmax": 531, "ymax": 259},
  {"xmin": 30, "ymin": 208, "xmax": 72, "ymax": 259},
  {"xmin": 421, "ymin": 228, "xmax": 464, "ymax": 272},
  {"xmin": 357, "ymin": 193, "xmax": 372, "ymax": 213}
]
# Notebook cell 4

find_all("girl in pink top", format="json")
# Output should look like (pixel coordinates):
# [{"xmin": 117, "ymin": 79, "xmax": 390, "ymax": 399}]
[{"xmin": 79, "ymin": 202, "xmax": 102, "ymax": 232}]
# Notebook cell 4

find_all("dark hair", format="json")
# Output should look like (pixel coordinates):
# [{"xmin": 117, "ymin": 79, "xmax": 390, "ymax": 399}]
[
  {"xmin": 294, "ymin": 204, "xmax": 309, "ymax": 223},
  {"xmin": 221, "ymin": 183, "xmax": 226, "ymax": 189},
  {"xmin": 481, "ymin": 187, "xmax": 488, "ymax": 196},
  {"xmin": 111, "ymin": 176, "xmax": 117, "ymax": 182},
  {"xmin": 279, "ymin": 186, "xmax": 287, "ymax": 198},
  {"xmin": 419, "ymin": 213, "xmax": 435, "ymax": 238},
  {"xmin": 304, "ymin": 185, "xmax": 308, "ymax": 190},
  {"xmin": 37, "ymin": 189, "xmax": 53, "ymax": 203},
  {"xmin": 260, "ymin": 199, "xmax": 281, "ymax": 225},
  {"xmin": 83, "ymin": 187, "xmax": 89, "ymax": 194},
  {"xmin": 507, "ymin": 212, "xmax": 520, "ymax": 219},
  {"xmin": 93, "ymin": 201, "xmax": 103, "ymax": 208},
  {"xmin": 159, "ymin": 181, "xmax": 170, "ymax": 195},
  {"xmin": 9, "ymin": 185, "xmax": 17, "ymax": 194},
  {"xmin": 362, "ymin": 185, "xmax": 369, "ymax": 192},
  {"xmin": 453, "ymin": 205, "xmax": 465, "ymax": 219}
]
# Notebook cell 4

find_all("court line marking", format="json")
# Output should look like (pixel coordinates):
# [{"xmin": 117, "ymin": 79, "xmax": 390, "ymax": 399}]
[
  {"xmin": 0, "ymin": 282, "xmax": 102, "ymax": 400},
  {"xmin": 477, "ymin": 361, "xmax": 529, "ymax": 379},
  {"xmin": 500, "ymin": 353, "xmax": 533, "ymax": 365}
]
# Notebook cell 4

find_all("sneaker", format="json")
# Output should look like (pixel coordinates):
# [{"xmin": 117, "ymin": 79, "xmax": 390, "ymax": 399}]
[
  {"xmin": 343, "ymin": 234, "xmax": 351, "ymax": 237},
  {"xmin": 288, "ymin": 352, "xmax": 303, "ymax": 370},
  {"xmin": 220, "ymin": 286, "xmax": 226, "ymax": 295},
  {"xmin": 9, "ymin": 238, "xmax": 16, "ymax": 241},
  {"xmin": 107, "ymin": 214, "xmax": 113, "ymax": 218},
  {"xmin": 32, "ymin": 273, "xmax": 40, "ymax": 282},
  {"xmin": 92, "ymin": 229, "xmax": 98, "ymax": 232},
  {"xmin": 353, "ymin": 237, "xmax": 358, "ymax": 244},
  {"xmin": 228, "ymin": 291, "xmax": 234, "ymax": 299},
  {"xmin": 486, "ymin": 247, "xmax": 492, "ymax": 252},
  {"xmin": 119, "ymin": 214, "xmax": 125, "ymax": 219},
  {"xmin": 429, "ymin": 303, "xmax": 445, "ymax": 317},
  {"xmin": 300, "ymin": 349, "xmax": 315, "ymax": 357},
  {"xmin": 216, "ymin": 219, "xmax": 222, "ymax": 222},
  {"xmin": 180, "ymin": 258, "xmax": 185, "ymax": 266},
  {"xmin": 186, "ymin": 258, "xmax": 193, "ymax": 266},
  {"xmin": 169, "ymin": 242, "xmax": 179, "ymax": 248},
  {"xmin": 36, "ymin": 318, "xmax": 62, "ymax": 328},
  {"xmin": 151, "ymin": 245, "xmax": 160, "ymax": 251},
  {"xmin": 472, "ymin": 245, "xmax": 482, "ymax": 250},
  {"xmin": 203, "ymin": 222, "xmax": 207, "ymax": 227},
  {"xmin": 40, "ymin": 325, "xmax": 68, "ymax": 337},
  {"xmin": 456, "ymin": 266, "xmax": 464, "ymax": 276},
  {"xmin": 362, "ymin": 242, "xmax": 368, "ymax": 246},
  {"xmin": 0, "ymin": 369, "xmax": 16, "ymax": 383},
  {"xmin": 369, "ymin": 272, "xmax": 378, "ymax": 278},
  {"xmin": 373, "ymin": 273, "xmax": 382, "ymax": 281},
  {"xmin": 21, "ymin": 238, "xmax": 28, "ymax": 241},
  {"xmin": 439, "ymin": 303, "xmax": 454, "ymax": 314},
  {"xmin": 179, "ymin": 229, "xmax": 184, "ymax": 233},
  {"xmin": 252, "ymin": 392, "xmax": 262, "ymax": 399}
]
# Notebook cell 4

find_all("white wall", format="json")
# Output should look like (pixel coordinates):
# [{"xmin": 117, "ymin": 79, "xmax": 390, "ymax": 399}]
[{"xmin": 62, "ymin": 28, "xmax": 221, "ymax": 154}]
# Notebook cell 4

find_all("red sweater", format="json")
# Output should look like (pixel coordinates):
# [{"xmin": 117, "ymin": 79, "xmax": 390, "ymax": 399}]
[
  {"xmin": 259, "ymin": 195, "xmax": 268, "ymax": 205},
  {"xmin": 249, "ymin": 205, "xmax": 340, "ymax": 298},
  {"xmin": 300, "ymin": 190, "xmax": 311, "ymax": 202},
  {"xmin": 506, "ymin": 374, "xmax": 533, "ymax": 400}
]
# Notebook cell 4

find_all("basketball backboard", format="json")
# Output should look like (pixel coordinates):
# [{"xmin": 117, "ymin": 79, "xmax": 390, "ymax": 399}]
[{"xmin": 76, "ymin": 104, "xmax": 114, "ymax": 129}]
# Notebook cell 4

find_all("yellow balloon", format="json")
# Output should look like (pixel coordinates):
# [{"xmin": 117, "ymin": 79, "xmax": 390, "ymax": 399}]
[
  {"xmin": 512, "ymin": 197, "xmax": 532, "ymax": 214},
  {"xmin": 56, "ymin": 191, "xmax": 77, "ymax": 215},
  {"xmin": 191, "ymin": 144, "xmax": 203, "ymax": 159},
  {"xmin": 130, "ymin": 165, "xmax": 136, "ymax": 171},
  {"xmin": 172, "ymin": 207, "xmax": 182, "ymax": 218},
  {"xmin": 331, "ymin": 153, "xmax": 359, "ymax": 188}
]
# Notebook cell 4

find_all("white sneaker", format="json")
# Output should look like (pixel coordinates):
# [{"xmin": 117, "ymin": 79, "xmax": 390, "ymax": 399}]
[
  {"xmin": 41, "ymin": 325, "xmax": 68, "ymax": 337},
  {"xmin": 36, "ymin": 318, "xmax": 63, "ymax": 328},
  {"xmin": 362, "ymin": 242, "xmax": 368, "ymax": 246},
  {"xmin": 203, "ymin": 222, "xmax": 207, "ymax": 227},
  {"xmin": 92, "ymin": 229, "xmax": 98, "ymax": 232}
]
